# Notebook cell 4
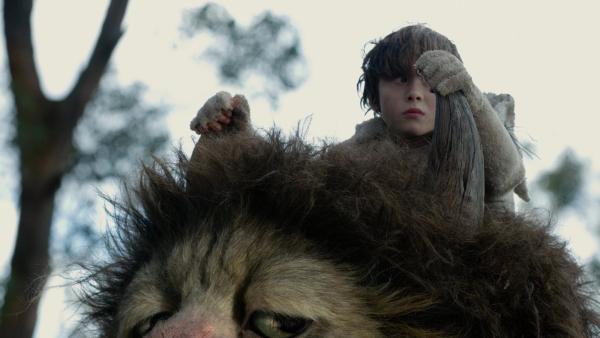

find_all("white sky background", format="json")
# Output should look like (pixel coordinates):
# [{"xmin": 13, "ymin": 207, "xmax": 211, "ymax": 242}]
[{"xmin": 0, "ymin": 0, "xmax": 599, "ymax": 336}]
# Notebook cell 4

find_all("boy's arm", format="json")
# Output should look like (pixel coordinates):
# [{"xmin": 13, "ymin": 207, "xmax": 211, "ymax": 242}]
[{"xmin": 415, "ymin": 50, "xmax": 528, "ymax": 203}]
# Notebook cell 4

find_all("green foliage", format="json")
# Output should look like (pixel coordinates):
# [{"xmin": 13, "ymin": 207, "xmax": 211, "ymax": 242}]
[
  {"xmin": 589, "ymin": 258, "xmax": 600, "ymax": 288},
  {"xmin": 0, "ymin": 273, "xmax": 6, "ymax": 309},
  {"xmin": 51, "ymin": 185, "xmax": 103, "ymax": 263},
  {"xmin": 537, "ymin": 149, "xmax": 586, "ymax": 212},
  {"xmin": 53, "ymin": 76, "xmax": 169, "ymax": 263},
  {"xmin": 69, "ymin": 77, "xmax": 169, "ymax": 183},
  {"xmin": 181, "ymin": 3, "xmax": 307, "ymax": 104}
]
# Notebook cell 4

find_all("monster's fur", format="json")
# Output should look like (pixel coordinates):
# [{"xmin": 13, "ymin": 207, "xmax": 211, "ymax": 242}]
[{"xmin": 80, "ymin": 130, "xmax": 599, "ymax": 337}]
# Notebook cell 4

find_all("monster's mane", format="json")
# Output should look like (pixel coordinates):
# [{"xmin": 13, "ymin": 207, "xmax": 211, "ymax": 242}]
[{"xmin": 80, "ymin": 129, "xmax": 598, "ymax": 337}]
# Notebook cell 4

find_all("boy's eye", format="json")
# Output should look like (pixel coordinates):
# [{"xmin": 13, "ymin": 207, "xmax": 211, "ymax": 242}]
[{"xmin": 393, "ymin": 77, "xmax": 407, "ymax": 84}]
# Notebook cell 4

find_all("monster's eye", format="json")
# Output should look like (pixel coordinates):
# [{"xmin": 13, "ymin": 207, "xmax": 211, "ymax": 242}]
[
  {"xmin": 249, "ymin": 311, "xmax": 312, "ymax": 338},
  {"xmin": 132, "ymin": 311, "xmax": 172, "ymax": 338}
]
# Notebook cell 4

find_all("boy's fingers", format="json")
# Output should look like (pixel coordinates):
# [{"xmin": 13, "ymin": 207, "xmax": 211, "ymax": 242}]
[
  {"xmin": 208, "ymin": 122, "xmax": 222, "ymax": 131},
  {"xmin": 217, "ymin": 114, "xmax": 231, "ymax": 124},
  {"xmin": 197, "ymin": 115, "xmax": 231, "ymax": 135},
  {"xmin": 413, "ymin": 64, "xmax": 423, "ymax": 78}
]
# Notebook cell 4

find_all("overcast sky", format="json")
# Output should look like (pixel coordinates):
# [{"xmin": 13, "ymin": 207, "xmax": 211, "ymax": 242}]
[{"xmin": 1, "ymin": 1, "xmax": 600, "ymax": 336}]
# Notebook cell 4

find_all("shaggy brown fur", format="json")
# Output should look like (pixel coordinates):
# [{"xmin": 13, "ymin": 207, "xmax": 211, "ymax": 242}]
[{"xmin": 79, "ymin": 130, "xmax": 599, "ymax": 337}]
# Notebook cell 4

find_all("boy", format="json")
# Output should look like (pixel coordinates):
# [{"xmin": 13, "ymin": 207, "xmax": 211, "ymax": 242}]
[{"xmin": 190, "ymin": 24, "xmax": 529, "ymax": 211}]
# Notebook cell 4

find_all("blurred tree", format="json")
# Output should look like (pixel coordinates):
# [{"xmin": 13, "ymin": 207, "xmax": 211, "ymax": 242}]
[
  {"xmin": 533, "ymin": 150, "xmax": 600, "ymax": 290},
  {"xmin": 52, "ymin": 76, "xmax": 169, "ymax": 263},
  {"xmin": 181, "ymin": 2, "xmax": 307, "ymax": 105},
  {"xmin": 0, "ymin": 2, "xmax": 306, "ymax": 337},
  {"xmin": 70, "ymin": 78, "xmax": 168, "ymax": 184},
  {"xmin": 536, "ymin": 149, "xmax": 586, "ymax": 212},
  {"xmin": 589, "ymin": 256, "xmax": 600, "ymax": 289},
  {"xmin": 0, "ymin": 1, "xmax": 130, "ymax": 337}
]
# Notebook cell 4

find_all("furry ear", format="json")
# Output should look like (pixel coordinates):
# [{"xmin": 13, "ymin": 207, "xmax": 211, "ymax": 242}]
[{"xmin": 484, "ymin": 93, "xmax": 515, "ymax": 129}]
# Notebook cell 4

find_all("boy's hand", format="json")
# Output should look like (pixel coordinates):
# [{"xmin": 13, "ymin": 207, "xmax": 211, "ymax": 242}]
[
  {"xmin": 190, "ymin": 91, "xmax": 250, "ymax": 135},
  {"xmin": 414, "ymin": 50, "xmax": 472, "ymax": 96}
]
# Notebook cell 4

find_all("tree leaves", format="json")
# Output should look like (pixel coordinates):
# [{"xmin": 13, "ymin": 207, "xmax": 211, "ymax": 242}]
[
  {"xmin": 536, "ymin": 149, "xmax": 586, "ymax": 212},
  {"xmin": 181, "ymin": 3, "xmax": 307, "ymax": 105},
  {"xmin": 70, "ymin": 77, "xmax": 169, "ymax": 183}
]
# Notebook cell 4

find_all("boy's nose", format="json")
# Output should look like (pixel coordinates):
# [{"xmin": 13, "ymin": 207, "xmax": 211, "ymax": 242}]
[
  {"xmin": 407, "ymin": 91, "xmax": 423, "ymax": 101},
  {"xmin": 406, "ymin": 77, "xmax": 427, "ymax": 101},
  {"xmin": 406, "ymin": 88, "xmax": 423, "ymax": 101}
]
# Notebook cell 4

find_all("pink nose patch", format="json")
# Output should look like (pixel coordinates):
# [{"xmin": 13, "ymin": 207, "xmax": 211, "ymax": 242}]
[{"xmin": 146, "ymin": 318, "xmax": 215, "ymax": 338}]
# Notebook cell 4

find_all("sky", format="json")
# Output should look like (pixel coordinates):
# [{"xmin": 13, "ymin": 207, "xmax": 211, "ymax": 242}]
[{"xmin": 1, "ymin": 0, "xmax": 600, "ymax": 336}]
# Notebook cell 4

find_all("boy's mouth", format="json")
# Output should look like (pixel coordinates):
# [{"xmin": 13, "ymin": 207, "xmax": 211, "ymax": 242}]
[{"xmin": 402, "ymin": 108, "xmax": 425, "ymax": 117}]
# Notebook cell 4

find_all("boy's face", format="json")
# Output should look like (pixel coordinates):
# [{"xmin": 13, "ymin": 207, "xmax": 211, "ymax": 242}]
[{"xmin": 377, "ymin": 71, "xmax": 436, "ymax": 137}]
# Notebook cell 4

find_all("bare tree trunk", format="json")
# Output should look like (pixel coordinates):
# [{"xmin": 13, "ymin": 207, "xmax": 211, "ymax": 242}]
[
  {"xmin": 1, "ymin": 177, "xmax": 58, "ymax": 338},
  {"xmin": 0, "ymin": 0, "xmax": 129, "ymax": 337}
]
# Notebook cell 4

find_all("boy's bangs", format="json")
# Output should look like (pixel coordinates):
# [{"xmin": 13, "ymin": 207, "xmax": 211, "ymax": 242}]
[
  {"xmin": 380, "ymin": 30, "xmax": 458, "ymax": 80},
  {"xmin": 376, "ymin": 40, "xmax": 421, "ymax": 80}
]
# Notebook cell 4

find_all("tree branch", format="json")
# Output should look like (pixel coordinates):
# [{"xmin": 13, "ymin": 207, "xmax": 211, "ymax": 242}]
[
  {"xmin": 3, "ymin": 0, "xmax": 45, "ymax": 106},
  {"xmin": 67, "ymin": 0, "xmax": 129, "ymax": 117}
]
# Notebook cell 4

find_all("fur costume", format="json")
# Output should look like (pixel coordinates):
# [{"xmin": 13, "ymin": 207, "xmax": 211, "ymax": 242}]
[{"xmin": 79, "ymin": 130, "xmax": 599, "ymax": 337}]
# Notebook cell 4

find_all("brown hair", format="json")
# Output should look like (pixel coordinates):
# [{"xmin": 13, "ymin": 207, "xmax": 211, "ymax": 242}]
[{"xmin": 358, "ymin": 24, "xmax": 462, "ymax": 113}]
